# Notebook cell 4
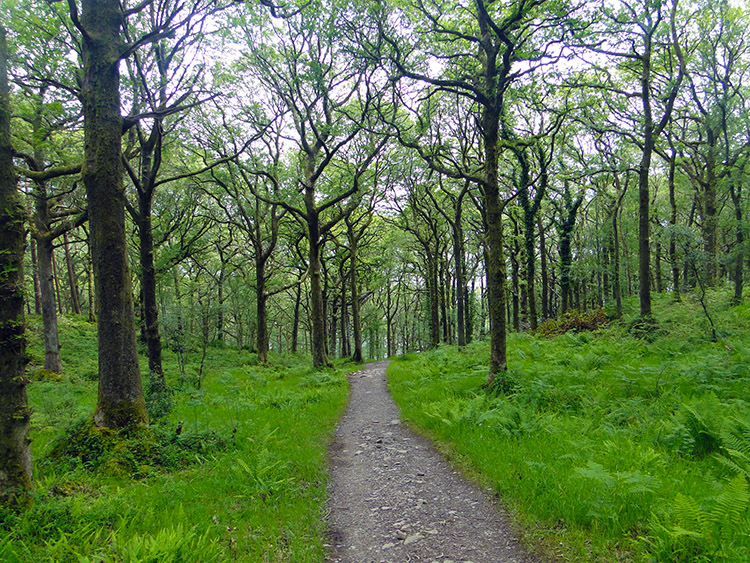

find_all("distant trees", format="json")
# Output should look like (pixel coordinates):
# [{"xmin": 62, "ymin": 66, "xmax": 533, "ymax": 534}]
[
  {"xmin": 1, "ymin": 0, "xmax": 749, "ymax": 477},
  {"xmin": 378, "ymin": 0, "xmax": 582, "ymax": 384}
]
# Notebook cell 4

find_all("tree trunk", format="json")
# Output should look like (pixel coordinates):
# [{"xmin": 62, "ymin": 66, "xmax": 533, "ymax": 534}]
[
  {"xmin": 669, "ymin": 157, "xmax": 680, "ymax": 299},
  {"xmin": 483, "ymin": 108, "xmax": 508, "ymax": 380},
  {"xmin": 439, "ymin": 258, "xmax": 449, "ymax": 343},
  {"xmin": 36, "ymin": 237, "xmax": 63, "ymax": 373},
  {"xmin": 256, "ymin": 262, "xmax": 268, "ymax": 364},
  {"xmin": 510, "ymin": 228, "xmax": 520, "ymax": 331},
  {"xmin": 291, "ymin": 283, "xmax": 301, "ymax": 353},
  {"xmin": 51, "ymin": 249, "xmax": 64, "ymax": 314},
  {"xmin": 560, "ymin": 229, "xmax": 573, "ymax": 315},
  {"xmin": 340, "ymin": 283, "xmax": 349, "ymax": 358},
  {"xmin": 637, "ymin": 46, "xmax": 656, "ymax": 318},
  {"xmin": 63, "ymin": 233, "xmax": 81, "ymax": 314},
  {"xmin": 307, "ymin": 208, "xmax": 329, "ymax": 367},
  {"xmin": 30, "ymin": 239, "xmax": 41, "ymax": 315},
  {"xmin": 217, "ymin": 267, "xmax": 224, "ymax": 344},
  {"xmin": 386, "ymin": 280, "xmax": 394, "ymax": 357},
  {"xmin": 348, "ymin": 228, "xmax": 363, "ymax": 363},
  {"xmin": 427, "ymin": 253, "xmax": 440, "ymax": 348},
  {"xmin": 613, "ymin": 208, "xmax": 623, "ymax": 318},
  {"xmin": 137, "ymin": 209, "xmax": 163, "ymax": 381},
  {"xmin": 0, "ymin": 25, "xmax": 32, "ymax": 506},
  {"xmin": 81, "ymin": 0, "xmax": 147, "ymax": 428},
  {"xmin": 702, "ymin": 132, "xmax": 718, "ymax": 286},
  {"xmin": 86, "ymin": 240, "xmax": 96, "ymax": 322},
  {"xmin": 538, "ymin": 215, "xmax": 549, "ymax": 320},
  {"xmin": 654, "ymin": 240, "xmax": 663, "ymax": 293},
  {"xmin": 329, "ymin": 293, "xmax": 338, "ymax": 359},
  {"xmin": 453, "ymin": 203, "xmax": 466, "ymax": 347}
]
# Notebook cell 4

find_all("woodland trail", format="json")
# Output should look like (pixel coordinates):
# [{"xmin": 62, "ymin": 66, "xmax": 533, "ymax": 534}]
[{"xmin": 326, "ymin": 361, "xmax": 542, "ymax": 563}]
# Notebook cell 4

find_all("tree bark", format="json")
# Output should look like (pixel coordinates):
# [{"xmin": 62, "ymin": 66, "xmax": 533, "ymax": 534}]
[
  {"xmin": 36, "ymin": 237, "xmax": 63, "ymax": 373},
  {"xmin": 348, "ymin": 222, "xmax": 363, "ymax": 362},
  {"xmin": 483, "ymin": 108, "xmax": 508, "ymax": 379},
  {"xmin": 30, "ymin": 239, "xmax": 41, "ymax": 315},
  {"xmin": 51, "ymin": 249, "xmax": 63, "ymax": 314},
  {"xmin": 291, "ymin": 283, "xmax": 301, "ymax": 353},
  {"xmin": 307, "ymin": 206, "xmax": 330, "ymax": 367},
  {"xmin": 0, "ymin": 25, "xmax": 32, "ymax": 506},
  {"xmin": 86, "ymin": 238, "xmax": 96, "ymax": 321},
  {"xmin": 538, "ymin": 215, "xmax": 549, "ymax": 320},
  {"xmin": 80, "ymin": 0, "xmax": 147, "ymax": 428},
  {"xmin": 256, "ymin": 262, "xmax": 269, "ymax": 364}
]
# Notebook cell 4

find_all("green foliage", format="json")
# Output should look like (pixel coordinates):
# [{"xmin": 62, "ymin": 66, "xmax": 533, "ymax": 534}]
[
  {"xmin": 143, "ymin": 373, "xmax": 175, "ymax": 421},
  {"xmin": 388, "ymin": 291, "xmax": 750, "ymax": 562},
  {"xmin": 717, "ymin": 418, "xmax": 750, "ymax": 481},
  {"xmin": 646, "ymin": 475, "xmax": 750, "ymax": 562},
  {"xmin": 8, "ymin": 314, "xmax": 350, "ymax": 561},
  {"xmin": 627, "ymin": 315, "xmax": 668, "ymax": 342},
  {"xmin": 29, "ymin": 369, "xmax": 63, "ymax": 382}
]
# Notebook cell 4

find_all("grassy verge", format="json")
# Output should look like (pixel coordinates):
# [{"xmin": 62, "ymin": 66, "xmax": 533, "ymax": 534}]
[
  {"xmin": 388, "ymin": 289, "xmax": 750, "ymax": 563},
  {"xmin": 0, "ymin": 315, "xmax": 353, "ymax": 562}
]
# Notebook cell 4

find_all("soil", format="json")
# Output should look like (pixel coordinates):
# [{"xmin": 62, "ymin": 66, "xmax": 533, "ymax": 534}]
[{"xmin": 326, "ymin": 361, "xmax": 543, "ymax": 563}]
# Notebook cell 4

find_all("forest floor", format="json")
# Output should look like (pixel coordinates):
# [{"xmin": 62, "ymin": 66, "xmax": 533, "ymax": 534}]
[{"xmin": 326, "ymin": 361, "xmax": 541, "ymax": 563}]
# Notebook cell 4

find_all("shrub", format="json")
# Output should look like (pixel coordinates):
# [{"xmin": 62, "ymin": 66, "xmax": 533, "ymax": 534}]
[
  {"xmin": 627, "ymin": 315, "xmax": 668, "ymax": 342},
  {"xmin": 537, "ymin": 308, "xmax": 610, "ymax": 337},
  {"xmin": 45, "ymin": 416, "xmax": 236, "ymax": 476}
]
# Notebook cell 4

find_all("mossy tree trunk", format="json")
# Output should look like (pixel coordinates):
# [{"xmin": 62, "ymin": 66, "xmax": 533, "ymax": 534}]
[
  {"xmin": 556, "ymin": 183, "xmax": 583, "ymax": 316},
  {"xmin": 0, "ymin": 25, "xmax": 32, "ymax": 507},
  {"xmin": 538, "ymin": 215, "xmax": 549, "ymax": 320},
  {"xmin": 79, "ymin": 0, "xmax": 147, "ymax": 428},
  {"xmin": 35, "ymin": 235, "xmax": 62, "ymax": 373}
]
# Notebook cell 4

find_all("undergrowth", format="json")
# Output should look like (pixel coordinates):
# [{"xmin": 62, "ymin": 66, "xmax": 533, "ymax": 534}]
[
  {"xmin": 1, "ymin": 315, "xmax": 354, "ymax": 562},
  {"xmin": 388, "ymin": 287, "xmax": 750, "ymax": 563}
]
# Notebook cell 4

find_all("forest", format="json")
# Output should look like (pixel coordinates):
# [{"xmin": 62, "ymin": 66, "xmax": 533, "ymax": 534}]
[{"xmin": 0, "ymin": 0, "xmax": 749, "ymax": 561}]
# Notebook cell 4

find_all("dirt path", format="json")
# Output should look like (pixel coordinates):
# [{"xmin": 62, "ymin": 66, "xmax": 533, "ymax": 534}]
[{"xmin": 326, "ymin": 361, "xmax": 542, "ymax": 563}]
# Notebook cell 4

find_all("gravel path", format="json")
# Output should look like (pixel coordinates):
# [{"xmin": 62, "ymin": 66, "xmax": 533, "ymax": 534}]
[{"xmin": 326, "ymin": 361, "xmax": 543, "ymax": 563}]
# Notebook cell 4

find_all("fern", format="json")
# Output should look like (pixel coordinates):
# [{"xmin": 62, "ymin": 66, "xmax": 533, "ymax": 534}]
[
  {"xmin": 717, "ymin": 417, "xmax": 750, "ymax": 480},
  {"xmin": 712, "ymin": 474, "xmax": 750, "ymax": 530},
  {"xmin": 682, "ymin": 404, "xmax": 722, "ymax": 458},
  {"xmin": 647, "ymin": 475, "xmax": 750, "ymax": 561}
]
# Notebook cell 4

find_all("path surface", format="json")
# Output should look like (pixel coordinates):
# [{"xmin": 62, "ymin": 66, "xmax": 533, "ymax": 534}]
[{"xmin": 326, "ymin": 361, "xmax": 542, "ymax": 563}]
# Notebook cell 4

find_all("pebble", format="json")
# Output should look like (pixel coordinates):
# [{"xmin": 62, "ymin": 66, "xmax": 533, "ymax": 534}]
[{"xmin": 403, "ymin": 533, "xmax": 424, "ymax": 545}]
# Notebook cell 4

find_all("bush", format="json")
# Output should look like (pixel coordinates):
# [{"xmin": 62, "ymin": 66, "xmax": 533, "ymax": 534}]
[
  {"xmin": 45, "ymin": 416, "xmax": 236, "ymax": 476},
  {"xmin": 627, "ymin": 315, "xmax": 668, "ymax": 342},
  {"xmin": 537, "ymin": 308, "xmax": 610, "ymax": 337}
]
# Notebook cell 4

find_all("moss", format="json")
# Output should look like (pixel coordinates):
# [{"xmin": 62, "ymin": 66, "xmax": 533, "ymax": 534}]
[
  {"xmin": 93, "ymin": 395, "xmax": 149, "ymax": 429},
  {"xmin": 46, "ymin": 416, "xmax": 156, "ymax": 477},
  {"xmin": 29, "ymin": 368, "xmax": 64, "ymax": 382}
]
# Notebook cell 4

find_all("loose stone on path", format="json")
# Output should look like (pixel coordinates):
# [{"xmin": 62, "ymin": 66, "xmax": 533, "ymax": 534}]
[{"xmin": 326, "ymin": 361, "xmax": 542, "ymax": 563}]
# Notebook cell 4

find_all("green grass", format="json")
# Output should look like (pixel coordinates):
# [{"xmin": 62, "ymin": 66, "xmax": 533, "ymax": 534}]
[
  {"xmin": 388, "ymin": 288, "xmax": 750, "ymax": 563},
  {"xmin": 1, "ymin": 315, "xmax": 354, "ymax": 562}
]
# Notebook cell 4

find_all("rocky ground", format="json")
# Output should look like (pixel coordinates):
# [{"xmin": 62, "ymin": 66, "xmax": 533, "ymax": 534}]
[{"xmin": 326, "ymin": 361, "xmax": 543, "ymax": 563}]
